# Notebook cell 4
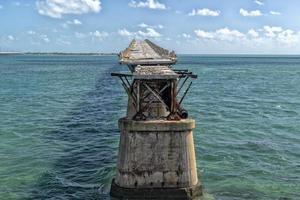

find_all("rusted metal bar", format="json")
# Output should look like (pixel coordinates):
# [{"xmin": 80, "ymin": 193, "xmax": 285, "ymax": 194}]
[
  {"xmin": 143, "ymin": 82, "xmax": 170, "ymax": 112},
  {"xmin": 143, "ymin": 82, "xmax": 168, "ymax": 109},
  {"xmin": 124, "ymin": 76, "xmax": 131, "ymax": 88},
  {"xmin": 111, "ymin": 72, "xmax": 132, "ymax": 77},
  {"xmin": 121, "ymin": 82, "xmax": 136, "ymax": 106},
  {"xmin": 177, "ymin": 77, "xmax": 189, "ymax": 95},
  {"xmin": 119, "ymin": 77, "xmax": 130, "ymax": 93},
  {"xmin": 179, "ymin": 82, "xmax": 192, "ymax": 105}
]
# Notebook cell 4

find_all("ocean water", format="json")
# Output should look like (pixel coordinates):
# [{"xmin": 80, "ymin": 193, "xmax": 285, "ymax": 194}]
[{"xmin": 0, "ymin": 55, "xmax": 299, "ymax": 200}]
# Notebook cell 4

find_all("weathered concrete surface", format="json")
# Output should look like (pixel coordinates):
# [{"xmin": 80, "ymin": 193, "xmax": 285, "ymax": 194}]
[
  {"xmin": 110, "ymin": 118, "xmax": 202, "ymax": 199},
  {"xmin": 119, "ymin": 40, "xmax": 176, "ymax": 67},
  {"xmin": 134, "ymin": 65, "xmax": 178, "ymax": 80},
  {"xmin": 110, "ymin": 179, "xmax": 202, "ymax": 200}
]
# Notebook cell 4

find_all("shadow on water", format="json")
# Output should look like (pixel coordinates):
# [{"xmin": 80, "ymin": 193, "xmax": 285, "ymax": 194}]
[{"xmin": 25, "ymin": 63, "xmax": 126, "ymax": 200}]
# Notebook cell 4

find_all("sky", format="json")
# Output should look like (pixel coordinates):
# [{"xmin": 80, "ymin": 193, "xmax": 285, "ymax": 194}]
[{"xmin": 1, "ymin": 0, "xmax": 300, "ymax": 54}]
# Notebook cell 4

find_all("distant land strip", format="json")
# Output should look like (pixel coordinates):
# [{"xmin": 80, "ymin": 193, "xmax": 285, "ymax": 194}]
[{"xmin": 0, "ymin": 52, "xmax": 118, "ymax": 56}]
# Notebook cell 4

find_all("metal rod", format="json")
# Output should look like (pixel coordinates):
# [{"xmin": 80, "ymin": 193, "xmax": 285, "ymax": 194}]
[
  {"xmin": 119, "ymin": 77, "xmax": 130, "ymax": 91},
  {"xmin": 143, "ymin": 83, "xmax": 168, "ymax": 109},
  {"xmin": 177, "ymin": 77, "xmax": 189, "ymax": 96},
  {"xmin": 121, "ymin": 82, "xmax": 136, "ymax": 106},
  {"xmin": 143, "ymin": 82, "xmax": 170, "ymax": 112},
  {"xmin": 124, "ymin": 76, "xmax": 131, "ymax": 88},
  {"xmin": 179, "ymin": 82, "xmax": 192, "ymax": 105},
  {"xmin": 111, "ymin": 72, "xmax": 132, "ymax": 77}
]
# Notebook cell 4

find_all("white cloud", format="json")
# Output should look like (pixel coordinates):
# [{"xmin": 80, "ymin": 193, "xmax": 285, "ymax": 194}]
[
  {"xmin": 118, "ymin": 27, "xmax": 162, "ymax": 38},
  {"xmin": 195, "ymin": 28, "xmax": 245, "ymax": 41},
  {"xmin": 138, "ymin": 23, "xmax": 148, "ymax": 28},
  {"xmin": 8, "ymin": 35, "xmax": 15, "ymax": 41},
  {"xmin": 138, "ymin": 23, "xmax": 163, "ymax": 29},
  {"xmin": 270, "ymin": 11, "xmax": 281, "ymax": 15},
  {"xmin": 193, "ymin": 26, "xmax": 300, "ymax": 48},
  {"xmin": 194, "ymin": 30, "xmax": 215, "ymax": 39},
  {"xmin": 89, "ymin": 30, "xmax": 108, "ymax": 38},
  {"xmin": 138, "ymin": 28, "xmax": 161, "ymax": 37},
  {"xmin": 72, "ymin": 19, "xmax": 82, "ymax": 25},
  {"xmin": 27, "ymin": 30, "xmax": 36, "ymax": 35},
  {"xmin": 277, "ymin": 29, "xmax": 299, "ymax": 44},
  {"xmin": 62, "ymin": 19, "xmax": 82, "ymax": 28},
  {"xmin": 240, "ymin": 8, "xmax": 262, "ymax": 17},
  {"xmin": 188, "ymin": 8, "xmax": 220, "ymax": 17},
  {"xmin": 254, "ymin": 0, "xmax": 264, "ymax": 6},
  {"xmin": 40, "ymin": 34, "xmax": 50, "ymax": 43},
  {"xmin": 248, "ymin": 29, "xmax": 259, "ymax": 37},
  {"xmin": 118, "ymin": 29, "xmax": 134, "ymax": 37},
  {"xmin": 216, "ymin": 28, "xmax": 245, "ymax": 41},
  {"xmin": 129, "ymin": 0, "xmax": 166, "ymax": 10},
  {"xmin": 75, "ymin": 30, "xmax": 108, "ymax": 39},
  {"xmin": 182, "ymin": 33, "xmax": 191, "ymax": 39},
  {"xmin": 36, "ymin": 0, "xmax": 101, "ymax": 18},
  {"xmin": 264, "ymin": 26, "xmax": 283, "ymax": 37}
]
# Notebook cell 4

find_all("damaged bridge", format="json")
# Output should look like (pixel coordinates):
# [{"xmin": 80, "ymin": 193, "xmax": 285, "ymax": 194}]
[{"xmin": 110, "ymin": 39, "xmax": 202, "ymax": 200}]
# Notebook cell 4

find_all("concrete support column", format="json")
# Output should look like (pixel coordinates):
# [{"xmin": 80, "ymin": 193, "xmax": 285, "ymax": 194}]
[{"xmin": 110, "ymin": 118, "xmax": 202, "ymax": 199}]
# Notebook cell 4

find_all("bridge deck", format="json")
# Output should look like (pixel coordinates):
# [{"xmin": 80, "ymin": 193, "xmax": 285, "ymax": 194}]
[
  {"xmin": 119, "ymin": 40, "xmax": 176, "ymax": 66},
  {"xmin": 134, "ymin": 65, "xmax": 178, "ymax": 80}
]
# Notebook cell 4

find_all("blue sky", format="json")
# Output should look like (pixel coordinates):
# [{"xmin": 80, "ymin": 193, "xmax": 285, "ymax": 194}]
[{"xmin": 1, "ymin": 0, "xmax": 300, "ymax": 54}]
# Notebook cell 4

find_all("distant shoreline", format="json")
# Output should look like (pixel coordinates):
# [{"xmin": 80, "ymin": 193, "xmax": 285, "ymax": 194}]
[
  {"xmin": 1, "ymin": 52, "xmax": 300, "ymax": 57},
  {"xmin": 0, "ymin": 52, "xmax": 118, "ymax": 56}
]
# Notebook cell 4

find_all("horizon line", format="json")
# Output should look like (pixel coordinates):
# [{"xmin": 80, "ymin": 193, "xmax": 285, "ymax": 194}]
[{"xmin": 2, "ymin": 52, "xmax": 300, "ymax": 56}]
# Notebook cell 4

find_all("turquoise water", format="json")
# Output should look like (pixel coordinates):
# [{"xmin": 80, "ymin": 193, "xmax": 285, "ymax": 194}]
[{"xmin": 0, "ymin": 55, "xmax": 299, "ymax": 200}]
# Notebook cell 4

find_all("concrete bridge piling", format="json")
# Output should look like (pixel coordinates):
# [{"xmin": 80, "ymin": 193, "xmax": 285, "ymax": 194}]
[{"xmin": 110, "ymin": 39, "xmax": 202, "ymax": 199}]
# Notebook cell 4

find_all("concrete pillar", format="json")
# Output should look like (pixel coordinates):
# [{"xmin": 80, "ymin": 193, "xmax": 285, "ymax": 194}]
[{"xmin": 110, "ymin": 118, "xmax": 202, "ymax": 199}]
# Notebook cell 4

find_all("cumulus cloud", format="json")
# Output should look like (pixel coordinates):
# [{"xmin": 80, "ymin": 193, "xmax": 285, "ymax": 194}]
[
  {"xmin": 194, "ymin": 26, "xmax": 300, "ymax": 47},
  {"xmin": 26, "ymin": 31, "xmax": 53, "ymax": 44},
  {"xmin": 138, "ymin": 23, "xmax": 163, "ymax": 29},
  {"xmin": 118, "ymin": 29, "xmax": 134, "ymax": 37},
  {"xmin": 27, "ymin": 30, "xmax": 36, "ymax": 35},
  {"xmin": 195, "ymin": 28, "xmax": 245, "ymax": 41},
  {"xmin": 194, "ymin": 30, "xmax": 215, "ymax": 39},
  {"xmin": 40, "ymin": 34, "xmax": 50, "ymax": 43},
  {"xmin": 71, "ymin": 19, "xmax": 82, "ymax": 25},
  {"xmin": 8, "ymin": 35, "xmax": 15, "ymax": 41},
  {"xmin": 254, "ymin": 0, "xmax": 264, "ymax": 6},
  {"xmin": 89, "ymin": 30, "xmax": 108, "ymax": 38},
  {"xmin": 129, "ymin": 0, "xmax": 166, "ymax": 10},
  {"xmin": 270, "ymin": 11, "xmax": 281, "ymax": 15},
  {"xmin": 240, "ymin": 8, "xmax": 262, "ymax": 17},
  {"xmin": 264, "ymin": 26, "xmax": 283, "ymax": 37},
  {"xmin": 36, "ymin": 0, "xmax": 101, "ymax": 18},
  {"xmin": 182, "ymin": 33, "xmax": 191, "ymax": 39},
  {"xmin": 188, "ymin": 8, "xmax": 220, "ymax": 17},
  {"xmin": 118, "ymin": 27, "xmax": 162, "ymax": 38},
  {"xmin": 248, "ymin": 29, "xmax": 259, "ymax": 37},
  {"xmin": 75, "ymin": 30, "xmax": 108, "ymax": 39},
  {"xmin": 63, "ymin": 19, "xmax": 82, "ymax": 28},
  {"xmin": 138, "ymin": 28, "xmax": 161, "ymax": 37}
]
